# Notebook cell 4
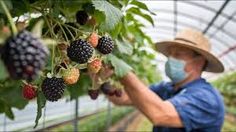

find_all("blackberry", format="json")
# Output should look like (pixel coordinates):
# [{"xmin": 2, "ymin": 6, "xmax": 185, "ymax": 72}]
[
  {"xmin": 115, "ymin": 89, "xmax": 122, "ymax": 97},
  {"xmin": 67, "ymin": 39, "xmax": 93, "ymax": 64},
  {"xmin": 41, "ymin": 77, "xmax": 66, "ymax": 102},
  {"xmin": 100, "ymin": 82, "xmax": 115, "ymax": 96},
  {"xmin": 76, "ymin": 10, "xmax": 89, "ymax": 25},
  {"xmin": 1, "ymin": 30, "xmax": 49, "ymax": 81},
  {"xmin": 88, "ymin": 89, "xmax": 99, "ymax": 100},
  {"xmin": 97, "ymin": 36, "xmax": 114, "ymax": 54}
]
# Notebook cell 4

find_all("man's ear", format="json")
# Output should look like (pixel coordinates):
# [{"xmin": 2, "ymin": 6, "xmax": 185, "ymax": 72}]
[{"xmin": 195, "ymin": 56, "xmax": 206, "ymax": 71}]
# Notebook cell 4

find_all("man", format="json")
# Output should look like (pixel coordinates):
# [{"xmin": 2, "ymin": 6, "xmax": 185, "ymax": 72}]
[{"xmin": 108, "ymin": 28, "xmax": 225, "ymax": 132}]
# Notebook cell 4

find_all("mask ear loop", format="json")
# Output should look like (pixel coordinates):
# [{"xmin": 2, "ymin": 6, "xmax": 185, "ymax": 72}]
[{"xmin": 184, "ymin": 55, "xmax": 203, "ymax": 78}]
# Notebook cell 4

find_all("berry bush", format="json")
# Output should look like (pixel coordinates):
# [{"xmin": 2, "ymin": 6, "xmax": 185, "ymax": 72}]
[{"xmin": 0, "ymin": 0, "xmax": 161, "ymax": 128}]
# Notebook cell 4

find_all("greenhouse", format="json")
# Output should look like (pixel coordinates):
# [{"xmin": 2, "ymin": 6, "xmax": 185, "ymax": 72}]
[{"xmin": 0, "ymin": 0, "xmax": 236, "ymax": 131}]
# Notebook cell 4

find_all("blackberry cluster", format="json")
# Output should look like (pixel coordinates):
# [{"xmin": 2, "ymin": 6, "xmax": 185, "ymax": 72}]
[
  {"xmin": 67, "ymin": 39, "xmax": 93, "ymax": 64},
  {"xmin": 76, "ymin": 10, "xmax": 89, "ymax": 25},
  {"xmin": 41, "ymin": 77, "xmax": 66, "ymax": 102},
  {"xmin": 97, "ymin": 36, "xmax": 114, "ymax": 54},
  {"xmin": 1, "ymin": 30, "xmax": 49, "ymax": 81}
]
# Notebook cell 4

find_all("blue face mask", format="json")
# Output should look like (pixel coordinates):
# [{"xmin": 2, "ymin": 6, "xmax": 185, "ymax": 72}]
[{"xmin": 165, "ymin": 57, "xmax": 188, "ymax": 83}]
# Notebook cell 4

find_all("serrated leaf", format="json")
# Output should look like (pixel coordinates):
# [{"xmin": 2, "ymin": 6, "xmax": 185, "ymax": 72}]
[
  {"xmin": 127, "ymin": 7, "xmax": 154, "ymax": 26},
  {"xmin": 31, "ymin": 19, "xmax": 44, "ymax": 38},
  {"xmin": 0, "ymin": 80, "xmax": 28, "ymax": 109},
  {"xmin": 106, "ymin": 54, "xmax": 132, "ymax": 78},
  {"xmin": 0, "ymin": 99, "xmax": 14, "ymax": 120},
  {"xmin": 116, "ymin": 39, "xmax": 133, "ymax": 55},
  {"xmin": 34, "ymin": 91, "xmax": 46, "ymax": 128},
  {"xmin": 130, "ymin": 0, "xmax": 156, "ymax": 15},
  {"xmin": 5, "ymin": 105, "xmax": 14, "ymax": 120},
  {"xmin": 92, "ymin": 0, "xmax": 123, "ymax": 31},
  {"xmin": 110, "ymin": 21, "xmax": 122, "ymax": 39}
]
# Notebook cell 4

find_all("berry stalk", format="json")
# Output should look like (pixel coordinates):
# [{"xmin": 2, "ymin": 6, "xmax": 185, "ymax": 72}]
[{"xmin": 0, "ymin": 0, "xmax": 17, "ymax": 36}]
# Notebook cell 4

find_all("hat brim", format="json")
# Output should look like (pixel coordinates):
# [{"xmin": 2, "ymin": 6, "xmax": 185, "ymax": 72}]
[{"xmin": 155, "ymin": 40, "xmax": 224, "ymax": 73}]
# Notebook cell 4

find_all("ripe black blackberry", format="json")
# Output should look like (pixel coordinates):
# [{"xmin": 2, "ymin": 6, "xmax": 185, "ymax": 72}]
[
  {"xmin": 88, "ymin": 89, "xmax": 99, "ymax": 100},
  {"xmin": 67, "ymin": 39, "xmax": 93, "ymax": 64},
  {"xmin": 1, "ymin": 30, "xmax": 49, "ymax": 81},
  {"xmin": 97, "ymin": 36, "xmax": 114, "ymax": 54},
  {"xmin": 41, "ymin": 77, "xmax": 66, "ymax": 102},
  {"xmin": 76, "ymin": 10, "xmax": 89, "ymax": 25},
  {"xmin": 100, "ymin": 82, "xmax": 116, "ymax": 96}
]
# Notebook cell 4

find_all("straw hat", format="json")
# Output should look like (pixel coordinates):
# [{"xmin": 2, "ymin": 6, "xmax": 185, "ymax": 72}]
[{"xmin": 155, "ymin": 28, "xmax": 224, "ymax": 73}]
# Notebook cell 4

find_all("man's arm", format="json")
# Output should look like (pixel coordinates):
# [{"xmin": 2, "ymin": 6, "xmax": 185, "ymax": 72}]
[{"xmin": 120, "ymin": 72, "xmax": 183, "ymax": 127}]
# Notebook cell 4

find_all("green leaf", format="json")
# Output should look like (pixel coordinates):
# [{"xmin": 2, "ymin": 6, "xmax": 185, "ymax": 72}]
[
  {"xmin": 0, "ymin": 0, "xmax": 13, "ymax": 14},
  {"xmin": 5, "ymin": 105, "xmax": 14, "ymax": 120},
  {"xmin": 0, "ymin": 99, "xmax": 14, "ymax": 120},
  {"xmin": 34, "ymin": 91, "xmax": 46, "ymax": 128},
  {"xmin": 106, "ymin": 54, "xmax": 132, "ymax": 78},
  {"xmin": 127, "ymin": 7, "xmax": 154, "ymax": 26},
  {"xmin": 0, "ymin": 60, "xmax": 8, "ymax": 80},
  {"xmin": 0, "ymin": 80, "xmax": 28, "ymax": 109},
  {"xmin": 10, "ymin": 0, "xmax": 29, "ymax": 17},
  {"xmin": 116, "ymin": 39, "xmax": 133, "ymax": 55},
  {"xmin": 110, "ymin": 21, "xmax": 122, "ymax": 39},
  {"xmin": 130, "ymin": 0, "xmax": 156, "ymax": 15},
  {"xmin": 93, "ymin": 10, "xmax": 106, "ymax": 25},
  {"xmin": 92, "ymin": 0, "xmax": 123, "ymax": 31}
]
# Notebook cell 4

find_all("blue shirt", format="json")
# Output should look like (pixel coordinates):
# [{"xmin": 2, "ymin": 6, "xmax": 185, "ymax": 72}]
[{"xmin": 150, "ymin": 78, "xmax": 225, "ymax": 132}]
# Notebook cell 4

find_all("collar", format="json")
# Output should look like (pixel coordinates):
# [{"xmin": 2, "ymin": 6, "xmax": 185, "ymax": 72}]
[{"xmin": 166, "ymin": 77, "xmax": 205, "ymax": 95}]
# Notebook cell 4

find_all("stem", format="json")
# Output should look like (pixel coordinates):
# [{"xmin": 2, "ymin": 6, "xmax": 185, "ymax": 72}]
[
  {"xmin": 63, "ymin": 26, "xmax": 75, "ymax": 41},
  {"xmin": 0, "ymin": 0, "xmax": 17, "ymax": 36},
  {"xmin": 42, "ymin": 13, "xmax": 56, "ymax": 74},
  {"xmin": 57, "ymin": 23, "xmax": 69, "ymax": 42}
]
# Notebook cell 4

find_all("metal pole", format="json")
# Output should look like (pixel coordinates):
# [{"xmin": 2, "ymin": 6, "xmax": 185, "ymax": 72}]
[
  {"xmin": 173, "ymin": 0, "xmax": 178, "ymax": 35},
  {"xmin": 3, "ymin": 115, "xmax": 6, "ymax": 132},
  {"xmin": 106, "ymin": 101, "xmax": 112, "ymax": 130},
  {"xmin": 203, "ymin": 0, "xmax": 230, "ymax": 34},
  {"xmin": 74, "ymin": 98, "xmax": 79, "ymax": 132},
  {"xmin": 95, "ymin": 98, "xmax": 99, "ymax": 132}
]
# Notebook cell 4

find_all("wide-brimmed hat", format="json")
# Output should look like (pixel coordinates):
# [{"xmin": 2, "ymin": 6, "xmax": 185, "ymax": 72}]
[{"xmin": 155, "ymin": 28, "xmax": 224, "ymax": 73}]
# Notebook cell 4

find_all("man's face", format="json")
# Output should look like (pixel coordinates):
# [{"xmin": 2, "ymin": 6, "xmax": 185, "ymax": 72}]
[{"xmin": 167, "ymin": 46, "xmax": 202, "ymax": 73}]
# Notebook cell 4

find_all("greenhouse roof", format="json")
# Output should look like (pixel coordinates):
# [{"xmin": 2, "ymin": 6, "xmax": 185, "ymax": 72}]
[{"xmin": 142, "ymin": 0, "xmax": 236, "ymax": 79}]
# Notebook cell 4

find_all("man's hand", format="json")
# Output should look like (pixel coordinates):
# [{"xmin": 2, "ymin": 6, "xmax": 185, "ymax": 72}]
[
  {"xmin": 107, "ymin": 89, "xmax": 132, "ymax": 106},
  {"xmin": 98, "ymin": 64, "xmax": 114, "ymax": 80}
]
